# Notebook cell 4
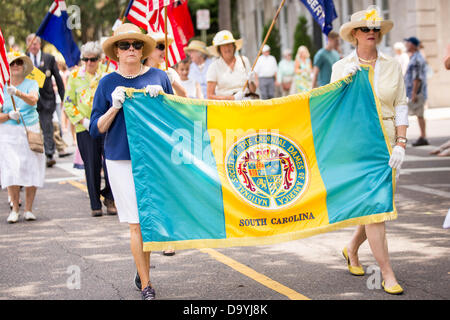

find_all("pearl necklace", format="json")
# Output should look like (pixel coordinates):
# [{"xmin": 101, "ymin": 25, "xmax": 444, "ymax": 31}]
[{"xmin": 117, "ymin": 64, "xmax": 143, "ymax": 79}]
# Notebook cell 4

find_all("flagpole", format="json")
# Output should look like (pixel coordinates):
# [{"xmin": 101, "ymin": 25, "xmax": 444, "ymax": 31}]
[
  {"xmin": 164, "ymin": 6, "xmax": 169, "ymax": 71},
  {"xmin": 242, "ymin": 0, "xmax": 286, "ymax": 92}
]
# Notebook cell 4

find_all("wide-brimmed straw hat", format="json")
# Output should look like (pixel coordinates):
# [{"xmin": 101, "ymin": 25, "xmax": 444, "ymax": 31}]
[
  {"xmin": 7, "ymin": 52, "xmax": 34, "ymax": 77},
  {"xmin": 184, "ymin": 40, "xmax": 209, "ymax": 56},
  {"xmin": 339, "ymin": 6, "xmax": 394, "ymax": 46},
  {"xmin": 102, "ymin": 23, "xmax": 156, "ymax": 62},
  {"xmin": 147, "ymin": 31, "xmax": 174, "ymax": 46},
  {"xmin": 207, "ymin": 30, "xmax": 243, "ymax": 57}
]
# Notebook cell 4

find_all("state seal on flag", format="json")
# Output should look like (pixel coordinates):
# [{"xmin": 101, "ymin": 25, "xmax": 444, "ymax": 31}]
[{"xmin": 226, "ymin": 134, "xmax": 309, "ymax": 210}]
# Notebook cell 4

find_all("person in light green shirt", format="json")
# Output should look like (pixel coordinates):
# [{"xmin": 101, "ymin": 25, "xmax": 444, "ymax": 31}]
[
  {"xmin": 276, "ymin": 49, "xmax": 295, "ymax": 96},
  {"xmin": 63, "ymin": 41, "xmax": 117, "ymax": 217}
]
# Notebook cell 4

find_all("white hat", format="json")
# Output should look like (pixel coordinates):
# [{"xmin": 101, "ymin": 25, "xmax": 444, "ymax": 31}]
[
  {"xmin": 147, "ymin": 31, "xmax": 174, "ymax": 46},
  {"xmin": 339, "ymin": 6, "xmax": 393, "ymax": 46},
  {"xmin": 207, "ymin": 30, "xmax": 243, "ymax": 57},
  {"xmin": 262, "ymin": 45, "xmax": 270, "ymax": 52}
]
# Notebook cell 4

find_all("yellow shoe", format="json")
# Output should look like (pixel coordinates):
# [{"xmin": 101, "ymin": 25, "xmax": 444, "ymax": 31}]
[
  {"xmin": 382, "ymin": 281, "xmax": 404, "ymax": 295},
  {"xmin": 342, "ymin": 247, "xmax": 365, "ymax": 276}
]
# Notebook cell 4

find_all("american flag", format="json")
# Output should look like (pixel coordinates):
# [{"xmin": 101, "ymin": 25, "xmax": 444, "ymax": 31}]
[
  {"xmin": 0, "ymin": 26, "xmax": 11, "ymax": 106},
  {"xmin": 125, "ymin": 0, "xmax": 187, "ymax": 67},
  {"xmin": 148, "ymin": 0, "xmax": 176, "ymax": 12}
]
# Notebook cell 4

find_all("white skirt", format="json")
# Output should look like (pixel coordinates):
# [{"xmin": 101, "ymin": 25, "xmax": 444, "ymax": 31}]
[
  {"xmin": 105, "ymin": 159, "xmax": 140, "ymax": 224},
  {"xmin": 0, "ymin": 123, "xmax": 45, "ymax": 188}
]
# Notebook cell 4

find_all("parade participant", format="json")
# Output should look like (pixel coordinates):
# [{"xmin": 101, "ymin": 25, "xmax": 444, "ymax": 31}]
[
  {"xmin": 184, "ymin": 40, "xmax": 212, "ymax": 98},
  {"xmin": 206, "ymin": 30, "xmax": 257, "ymax": 100},
  {"xmin": 312, "ymin": 31, "xmax": 340, "ymax": 88},
  {"xmin": 404, "ymin": 37, "xmax": 429, "ymax": 147},
  {"xmin": 292, "ymin": 46, "xmax": 313, "ymax": 94},
  {"xmin": 26, "ymin": 34, "xmax": 65, "ymax": 167},
  {"xmin": 254, "ymin": 45, "xmax": 277, "ymax": 99},
  {"xmin": 64, "ymin": 41, "xmax": 116, "ymax": 217},
  {"xmin": 89, "ymin": 23, "xmax": 173, "ymax": 300},
  {"xmin": 175, "ymin": 58, "xmax": 203, "ymax": 99},
  {"xmin": 393, "ymin": 42, "xmax": 409, "ymax": 76},
  {"xmin": 144, "ymin": 31, "xmax": 187, "ymax": 98},
  {"xmin": 331, "ymin": 7, "xmax": 409, "ymax": 295},
  {"xmin": 0, "ymin": 52, "xmax": 45, "ymax": 223},
  {"xmin": 276, "ymin": 49, "xmax": 295, "ymax": 96}
]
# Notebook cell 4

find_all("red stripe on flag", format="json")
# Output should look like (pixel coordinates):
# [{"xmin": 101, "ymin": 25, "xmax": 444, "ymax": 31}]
[{"xmin": 0, "ymin": 27, "xmax": 11, "ymax": 86}]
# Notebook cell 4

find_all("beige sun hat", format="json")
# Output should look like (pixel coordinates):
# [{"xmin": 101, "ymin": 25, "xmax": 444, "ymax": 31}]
[
  {"xmin": 207, "ymin": 30, "xmax": 243, "ymax": 57},
  {"xmin": 184, "ymin": 40, "xmax": 209, "ymax": 56},
  {"xmin": 147, "ymin": 31, "xmax": 174, "ymax": 46},
  {"xmin": 102, "ymin": 23, "xmax": 156, "ymax": 62},
  {"xmin": 7, "ymin": 52, "xmax": 34, "ymax": 77},
  {"xmin": 339, "ymin": 6, "xmax": 394, "ymax": 46}
]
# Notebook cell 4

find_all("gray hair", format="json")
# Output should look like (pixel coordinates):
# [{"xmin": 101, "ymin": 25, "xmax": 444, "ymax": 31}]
[
  {"xmin": 80, "ymin": 41, "xmax": 103, "ymax": 58},
  {"xmin": 26, "ymin": 33, "xmax": 41, "ymax": 45}
]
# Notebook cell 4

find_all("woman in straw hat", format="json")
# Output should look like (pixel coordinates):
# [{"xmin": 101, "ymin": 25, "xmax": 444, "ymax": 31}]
[
  {"xmin": 330, "ymin": 6, "xmax": 408, "ymax": 295},
  {"xmin": 206, "ymin": 30, "xmax": 258, "ymax": 100},
  {"xmin": 144, "ymin": 31, "xmax": 187, "ymax": 98},
  {"xmin": 0, "ymin": 52, "xmax": 45, "ymax": 223},
  {"xmin": 184, "ymin": 40, "xmax": 212, "ymax": 98},
  {"xmin": 89, "ymin": 23, "xmax": 174, "ymax": 300}
]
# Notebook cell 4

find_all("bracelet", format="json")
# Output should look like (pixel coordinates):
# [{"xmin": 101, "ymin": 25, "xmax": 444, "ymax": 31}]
[{"xmin": 396, "ymin": 136, "xmax": 408, "ymax": 144}]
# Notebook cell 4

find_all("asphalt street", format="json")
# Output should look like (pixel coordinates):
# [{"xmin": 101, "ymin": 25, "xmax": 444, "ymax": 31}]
[{"xmin": 0, "ymin": 111, "xmax": 449, "ymax": 301}]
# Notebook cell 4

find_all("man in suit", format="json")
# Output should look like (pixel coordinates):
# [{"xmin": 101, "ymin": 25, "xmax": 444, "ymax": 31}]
[{"xmin": 26, "ymin": 34, "xmax": 66, "ymax": 167}]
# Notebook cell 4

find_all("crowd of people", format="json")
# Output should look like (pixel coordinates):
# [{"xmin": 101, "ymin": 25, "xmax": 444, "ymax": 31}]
[{"xmin": 1, "ymin": 5, "xmax": 449, "ymax": 300}]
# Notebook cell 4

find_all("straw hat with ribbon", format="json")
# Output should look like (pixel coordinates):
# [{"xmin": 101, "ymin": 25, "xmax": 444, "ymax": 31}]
[
  {"xmin": 339, "ymin": 6, "xmax": 394, "ymax": 46},
  {"xmin": 7, "ymin": 52, "xmax": 34, "ymax": 77},
  {"xmin": 102, "ymin": 23, "xmax": 156, "ymax": 62},
  {"xmin": 207, "ymin": 30, "xmax": 243, "ymax": 57},
  {"xmin": 184, "ymin": 40, "xmax": 210, "ymax": 56}
]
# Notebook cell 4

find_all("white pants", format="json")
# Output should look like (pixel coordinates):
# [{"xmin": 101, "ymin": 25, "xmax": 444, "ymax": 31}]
[{"xmin": 105, "ymin": 160, "xmax": 139, "ymax": 224}]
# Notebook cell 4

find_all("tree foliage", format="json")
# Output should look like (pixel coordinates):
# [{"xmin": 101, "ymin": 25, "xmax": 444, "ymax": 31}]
[
  {"xmin": 292, "ymin": 15, "xmax": 315, "ymax": 60},
  {"xmin": 0, "ymin": 0, "xmax": 124, "ymax": 51}
]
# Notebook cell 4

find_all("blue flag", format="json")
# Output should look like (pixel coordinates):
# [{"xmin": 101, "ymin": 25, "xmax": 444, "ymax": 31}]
[
  {"xmin": 36, "ymin": 1, "xmax": 80, "ymax": 67},
  {"xmin": 300, "ymin": 0, "xmax": 337, "ymax": 35}
]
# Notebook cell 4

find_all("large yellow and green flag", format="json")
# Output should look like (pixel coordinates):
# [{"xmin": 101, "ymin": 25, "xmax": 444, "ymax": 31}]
[{"xmin": 122, "ymin": 67, "xmax": 396, "ymax": 252}]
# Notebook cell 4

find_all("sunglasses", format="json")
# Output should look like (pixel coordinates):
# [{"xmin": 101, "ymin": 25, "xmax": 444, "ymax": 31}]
[
  {"xmin": 116, "ymin": 41, "xmax": 144, "ymax": 51},
  {"xmin": 358, "ymin": 27, "xmax": 381, "ymax": 33},
  {"xmin": 155, "ymin": 43, "xmax": 165, "ymax": 51},
  {"xmin": 10, "ymin": 59, "xmax": 24, "ymax": 66},
  {"xmin": 82, "ymin": 57, "xmax": 99, "ymax": 62}
]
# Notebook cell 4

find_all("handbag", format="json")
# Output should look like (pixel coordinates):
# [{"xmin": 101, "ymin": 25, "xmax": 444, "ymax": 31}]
[{"xmin": 19, "ymin": 113, "xmax": 44, "ymax": 153}]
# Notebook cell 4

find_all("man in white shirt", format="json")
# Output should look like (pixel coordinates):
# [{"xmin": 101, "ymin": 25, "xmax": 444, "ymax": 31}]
[{"xmin": 254, "ymin": 45, "xmax": 278, "ymax": 99}]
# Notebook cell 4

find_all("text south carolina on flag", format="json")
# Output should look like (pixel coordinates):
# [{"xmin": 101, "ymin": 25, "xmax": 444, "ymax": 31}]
[{"xmin": 122, "ymin": 67, "xmax": 396, "ymax": 251}]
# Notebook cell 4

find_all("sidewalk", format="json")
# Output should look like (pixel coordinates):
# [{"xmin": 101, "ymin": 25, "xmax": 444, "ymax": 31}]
[{"xmin": 422, "ymin": 107, "xmax": 450, "ymax": 120}]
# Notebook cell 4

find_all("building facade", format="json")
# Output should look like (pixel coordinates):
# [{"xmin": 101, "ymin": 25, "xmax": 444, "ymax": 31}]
[{"xmin": 237, "ymin": 0, "xmax": 450, "ymax": 108}]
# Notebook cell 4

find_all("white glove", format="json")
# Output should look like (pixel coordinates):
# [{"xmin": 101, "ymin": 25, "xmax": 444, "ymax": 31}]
[
  {"xmin": 111, "ymin": 87, "xmax": 125, "ymax": 109},
  {"xmin": 389, "ymin": 145, "xmax": 405, "ymax": 170},
  {"xmin": 247, "ymin": 71, "xmax": 257, "ymax": 83},
  {"xmin": 7, "ymin": 85, "xmax": 18, "ymax": 96},
  {"xmin": 82, "ymin": 118, "xmax": 90, "ymax": 131},
  {"xmin": 145, "ymin": 85, "xmax": 163, "ymax": 97},
  {"xmin": 343, "ymin": 62, "xmax": 361, "ymax": 77},
  {"xmin": 233, "ymin": 90, "xmax": 245, "ymax": 101},
  {"xmin": 8, "ymin": 109, "xmax": 20, "ymax": 121}
]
